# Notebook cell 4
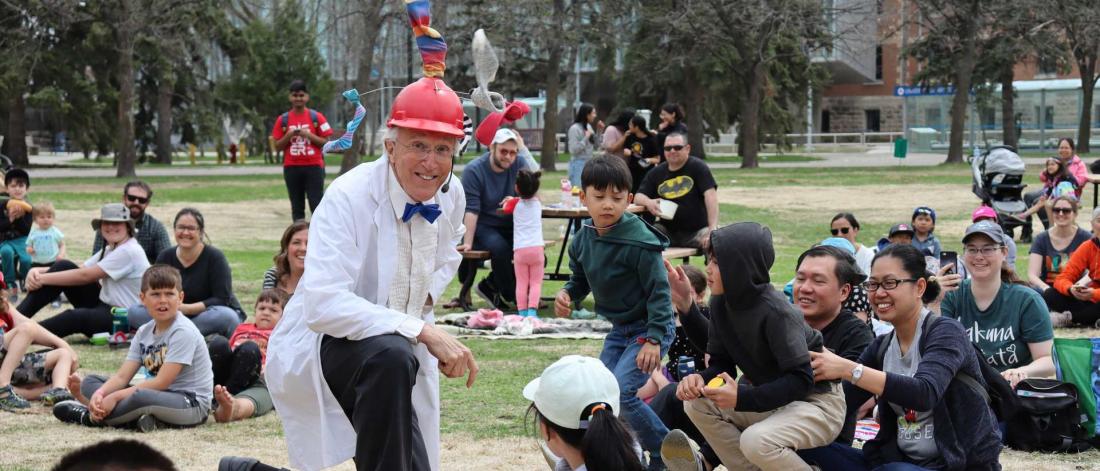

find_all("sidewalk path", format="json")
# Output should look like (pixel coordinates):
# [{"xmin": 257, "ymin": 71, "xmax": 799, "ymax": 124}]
[{"xmin": 23, "ymin": 148, "xmax": 1052, "ymax": 178}]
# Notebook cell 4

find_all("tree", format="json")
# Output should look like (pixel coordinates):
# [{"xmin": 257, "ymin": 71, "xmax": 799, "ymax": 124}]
[
  {"xmin": 907, "ymin": 0, "xmax": 996, "ymax": 163},
  {"xmin": 340, "ymin": 0, "xmax": 389, "ymax": 175},
  {"xmin": 1052, "ymin": 0, "xmax": 1100, "ymax": 153}
]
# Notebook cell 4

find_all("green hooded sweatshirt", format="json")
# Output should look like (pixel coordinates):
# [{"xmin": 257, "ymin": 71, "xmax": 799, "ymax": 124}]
[{"xmin": 564, "ymin": 211, "xmax": 673, "ymax": 342}]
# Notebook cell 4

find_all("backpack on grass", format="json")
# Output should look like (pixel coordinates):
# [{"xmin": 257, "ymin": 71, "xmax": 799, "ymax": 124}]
[{"xmin": 1005, "ymin": 378, "xmax": 1092, "ymax": 453}]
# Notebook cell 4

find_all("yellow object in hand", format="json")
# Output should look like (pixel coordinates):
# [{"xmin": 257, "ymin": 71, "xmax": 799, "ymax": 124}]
[
  {"xmin": 707, "ymin": 377, "xmax": 725, "ymax": 388},
  {"xmin": 6, "ymin": 199, "xmax": 31, "ymax": 213}
]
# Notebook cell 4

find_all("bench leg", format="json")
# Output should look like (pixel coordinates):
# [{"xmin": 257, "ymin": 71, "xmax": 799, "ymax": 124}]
[{"xmin": 457, "ymin": 260, "xmax": 478, "ymax": 311}]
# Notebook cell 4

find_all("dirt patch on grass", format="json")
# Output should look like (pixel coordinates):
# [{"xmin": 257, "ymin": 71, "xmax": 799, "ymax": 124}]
[{"xmin": 719, "ymin": 183, "xmax": 979, "ymax": 225}]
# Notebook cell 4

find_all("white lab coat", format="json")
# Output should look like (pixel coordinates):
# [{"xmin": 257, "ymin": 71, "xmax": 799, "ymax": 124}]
[{"xmin": 266, "ymin": 156, "xmax": 465, "ymax": 471}]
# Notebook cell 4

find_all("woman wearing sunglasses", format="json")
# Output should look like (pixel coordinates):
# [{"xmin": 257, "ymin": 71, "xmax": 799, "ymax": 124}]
[
  {"xmin": 1043, "ymin": 206, "xmax": 1100, "ymax": 329},
  {"xmin": 1026, "ymin": 196, "xmax": 1090, "ymax": 296},
  {"xmin": 830, "ymin": 213, "xmax": 874, "ymax": 276},
  {"xmin": 806, "ymin": 244, "xmax": 1003, "ymax": 470},
  {"xmin": 935, "ymin": 221, "xmax": 1054, "ymax": 388}
]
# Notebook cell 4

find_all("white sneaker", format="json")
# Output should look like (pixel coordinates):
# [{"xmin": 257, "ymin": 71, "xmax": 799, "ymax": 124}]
[{"xmin": 661, "ymin": 429, "xmax": 704, "ymax": 471}]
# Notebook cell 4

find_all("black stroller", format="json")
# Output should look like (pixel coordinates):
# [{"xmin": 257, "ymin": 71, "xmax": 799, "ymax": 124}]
[{"xmin": 971, "ymin": 145, "xmax": 1027, "ymax": 236}]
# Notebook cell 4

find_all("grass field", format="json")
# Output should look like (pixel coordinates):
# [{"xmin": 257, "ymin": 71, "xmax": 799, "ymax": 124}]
[{"xmin": 2, "ymin": 162, "xmax": 1099, "ymax": 470}]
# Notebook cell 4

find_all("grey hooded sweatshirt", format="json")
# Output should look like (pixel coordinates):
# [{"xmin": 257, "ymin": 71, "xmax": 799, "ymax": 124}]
[{"xmin": 699, "ymin": 222, "xmax": 832, "ymax": 412}]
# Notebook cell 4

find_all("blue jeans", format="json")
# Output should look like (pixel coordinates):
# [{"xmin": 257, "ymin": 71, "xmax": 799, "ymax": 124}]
[
  {"xmin": 797, "ymin": 443, "xmax": 934, "ymax": 471},
  {"xmin": 599, "ymin": 319, "xmax": 674, "ymax": 469},
  {"xmin": 0, "ymin": 236, "xmax": 30, "ymax": 286},
  {"xmin": 568, "ymin": 158, "xmax": 588, "ymax": 188},
  {"xmin": 127, "ymin": 304, "xmax": 242, "ymax": 337},
  {"xmin": 473, "ymin": 224, "xmax": 515, "ymax": 303}
]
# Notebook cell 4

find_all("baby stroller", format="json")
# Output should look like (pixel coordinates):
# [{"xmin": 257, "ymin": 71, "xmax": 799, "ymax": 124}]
[{"xmin": 971, "ymin": 145, "xmax": 1027, "ymax": 235}]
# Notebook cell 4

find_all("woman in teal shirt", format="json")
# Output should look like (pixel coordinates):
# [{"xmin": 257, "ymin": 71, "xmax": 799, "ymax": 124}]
[{"xmin": 934, "ymin": 221, "xmax": 1054, "ymax": 387}]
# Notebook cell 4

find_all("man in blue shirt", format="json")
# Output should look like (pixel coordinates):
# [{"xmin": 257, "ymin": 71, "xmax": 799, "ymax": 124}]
[{"xmin": 458, "ymin": 129, "xmax": 537, "ymax": 308}]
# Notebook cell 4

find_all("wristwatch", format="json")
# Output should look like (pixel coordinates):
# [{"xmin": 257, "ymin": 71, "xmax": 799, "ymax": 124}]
[{"xmin": 850, "ymin": 363, "xmax": 865, "ymax": 384}]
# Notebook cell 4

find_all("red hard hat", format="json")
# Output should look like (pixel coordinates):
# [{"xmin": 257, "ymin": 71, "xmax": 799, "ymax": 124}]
[{"xmin": 387, "ymin": 77, "xmax": 465, "ymax": 138}]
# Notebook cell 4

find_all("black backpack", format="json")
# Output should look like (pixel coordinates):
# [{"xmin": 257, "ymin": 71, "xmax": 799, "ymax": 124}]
[
  {"xmin": 1005, "ymin": 378, "xmax": 1093, "ymax": 453},
  {"xmin": 876, "ymin": 315, "xmax": 1019, "ymax": 422}
]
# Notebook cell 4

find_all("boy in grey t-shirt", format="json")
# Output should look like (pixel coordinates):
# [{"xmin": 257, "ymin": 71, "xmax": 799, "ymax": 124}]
[{"xmin": 52, "ymin": 265, "xmax": 213, "ymax": 431}]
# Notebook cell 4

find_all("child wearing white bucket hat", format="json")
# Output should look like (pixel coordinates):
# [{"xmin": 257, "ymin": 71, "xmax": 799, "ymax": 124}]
[{"xmin": 524, "ymin": 355, "xmax": 644, "ymax": 471}]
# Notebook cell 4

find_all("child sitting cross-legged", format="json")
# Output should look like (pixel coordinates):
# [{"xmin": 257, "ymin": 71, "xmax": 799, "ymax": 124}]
[
  {"xmin": 209, "ymin": 288, "xmax": 287, "ymax": 423},
  {"xmin": 53, "ymin": 264, "xmax": 213, "ymax": 432},
  {"xmin": 0, "ymin": 275, "xmax": 78, "ymax": 411}
]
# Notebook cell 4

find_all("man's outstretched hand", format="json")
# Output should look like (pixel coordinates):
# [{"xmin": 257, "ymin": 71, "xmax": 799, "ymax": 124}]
[{"xmin": 418, "ymin": 324, "xmax": 479, "ymax": 388}]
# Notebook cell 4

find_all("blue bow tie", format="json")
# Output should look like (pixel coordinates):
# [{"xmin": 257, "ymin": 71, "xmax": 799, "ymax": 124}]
[{"xmin": 401, "ymin": 202, "xmax": 442, "ymax": 224}]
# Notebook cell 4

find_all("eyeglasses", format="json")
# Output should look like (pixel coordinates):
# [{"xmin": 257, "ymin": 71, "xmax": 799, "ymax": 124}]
[
  {"xmin": 663, "ymin": 144, "xmax": 686, "ymax": 152},
  {"xmin": 830, "ymin": 227, "xmax": 851, "ymax": 236},
  {"xmin": 1052, "ymin": 207, "xmax": 1074, "ymax": 215},
  {"xmin": 175, "ymin": 225, "xmax": 199, "ymax": 233},
  {"xmin": 964, "ymin": 245, "xmax": 1002, "ymax": 257},
  {"xmin": 125, "ymin": 194, "xmax": 149, "ymax": 204},
  {"xmin": 395, "ymin": 140, "xmax": 454, "ymax": 162},
  {"xmin": 862, "ymin": 278, "xmax": 918, "ymax": 291}
]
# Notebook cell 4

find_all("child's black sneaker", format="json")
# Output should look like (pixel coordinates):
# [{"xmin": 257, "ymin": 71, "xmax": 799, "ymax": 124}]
[
  {"xmin": 53, "ymin": 400, "xmax": 98, "ymax": 426},
  {"xmin": 40, "ymin": 387, "xmax": 74, "ymax": 407},
  {"xmin": 0, "ymin": 384, "xmax": 30, "ymax": 412},
  {"xmin": 136, "ymin": 413, "xmax": 161, "ymax": 433}
]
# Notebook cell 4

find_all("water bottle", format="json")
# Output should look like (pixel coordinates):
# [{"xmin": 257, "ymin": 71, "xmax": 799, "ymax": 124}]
[
  {"xmin": 560, "ymin": 179, "xmax": 573, "ymax": 208},
  {"xmin": 110, "ymin": 307, "xmax": 128, "ymax": 335},
  {"xmin": 572, "ymin": 187, "xmax": 582, "ymax": 208},
  {"xmin": 676, "ymin": 355, "xmax": 696, "ymax": 379}
]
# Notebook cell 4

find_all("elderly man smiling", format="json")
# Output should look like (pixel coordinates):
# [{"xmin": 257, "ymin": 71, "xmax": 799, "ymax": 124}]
[{"xmin": 265, "ymin": 10, "xmax": 479, "ymax": 468}]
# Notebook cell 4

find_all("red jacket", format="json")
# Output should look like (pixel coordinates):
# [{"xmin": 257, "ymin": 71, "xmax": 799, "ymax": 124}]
[{"xmin": 1054, "ymin": 237, "xmax": 1100, "ymax": 302}]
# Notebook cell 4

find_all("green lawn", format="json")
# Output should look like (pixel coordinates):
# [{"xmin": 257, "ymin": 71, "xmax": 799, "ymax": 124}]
[{"xmin": 5, "ymin": 164, "xmax": 1099, "ymax": 469}]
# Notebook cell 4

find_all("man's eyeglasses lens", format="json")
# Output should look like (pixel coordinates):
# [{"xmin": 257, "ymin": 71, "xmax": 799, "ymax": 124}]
[
  {"xmin": 126, "ymin": 194, "xmax": 149, "ymax": 204},
  {"xmin": 664, "ymin": 145, "xmax": 685, "ymax": 152},
  {"xmin": 399, "ymin": 140, "xmax": 454, "ymax": 162},
  {"xmin": 830, "ymin": 228, "xmax": 850, "ymax": 236}
]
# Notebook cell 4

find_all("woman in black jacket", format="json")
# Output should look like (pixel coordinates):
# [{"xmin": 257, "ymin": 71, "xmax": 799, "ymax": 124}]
[{"xmin": 808, "ymin": 244, "xmax": 1002, "ymax": 470}]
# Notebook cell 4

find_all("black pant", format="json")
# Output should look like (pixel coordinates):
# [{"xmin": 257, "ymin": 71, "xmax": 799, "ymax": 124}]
[
  {"xmin": 208, "ymin": 335, "xmax": 262, "ymax": 395},
  {"xmin": 1043, "ymin": 287, "xmax": 1100, "ymax": 326},
  {"xmin": 283, "ymin": 165, "xmax": 325, "ymax": 221},
  {"xmin": 320, "ymin": 334, "xmax": 427, "ymax": 471},
  {"xmin": 19, "ymin": 259, "xmax": 112, "ymax": 338},
  {"xmin": 1022, "ymin": 190, "xmax": 1050, "ymax": 237},
  {"xmin": 649, "ymin": 384, "xmax": 722, "ymax": 467}
]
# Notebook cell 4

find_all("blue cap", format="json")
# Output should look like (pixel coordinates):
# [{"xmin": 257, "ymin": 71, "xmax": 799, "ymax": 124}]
[
  {"xmin": 819, "ymin": 237, "xmax": 856, "ymax": 255},
  {"xmin": 913, "ymin": 206, "xmax": 936, "ymax": 223}
]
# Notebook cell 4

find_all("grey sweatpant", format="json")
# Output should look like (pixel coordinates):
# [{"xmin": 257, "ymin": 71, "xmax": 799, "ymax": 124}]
[{"xmin": 82, "ymin": 374, "xmax": 209, "ymax": 428}]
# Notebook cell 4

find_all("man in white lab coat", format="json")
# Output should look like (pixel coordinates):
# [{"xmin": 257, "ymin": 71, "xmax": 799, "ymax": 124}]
[{"xmin": 265, "ymin": 74, "xmax": 479, "ymax": 471}]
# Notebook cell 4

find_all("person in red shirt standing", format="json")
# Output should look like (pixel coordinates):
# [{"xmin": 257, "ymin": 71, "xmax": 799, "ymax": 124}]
[{"xmin": 271, "ymin": 80, "xmax": 334, "ymax": 221}]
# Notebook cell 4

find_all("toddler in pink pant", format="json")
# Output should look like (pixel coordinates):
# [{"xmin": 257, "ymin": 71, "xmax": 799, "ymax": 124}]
[{"xmin": 503, "ymin": 169, "xmax": 545, "ymax": 317}]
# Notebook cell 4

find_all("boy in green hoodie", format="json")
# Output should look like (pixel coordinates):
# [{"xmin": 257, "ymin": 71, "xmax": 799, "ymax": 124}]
[{"xmin": 554, "ymin": 156, "xmax": 674, "ymax": 470}]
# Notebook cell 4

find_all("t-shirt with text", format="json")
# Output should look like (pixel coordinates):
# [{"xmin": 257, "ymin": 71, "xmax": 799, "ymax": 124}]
[
  {"xmin": 270, "ymin": 108, "xmax": 333, "ymax": 167},
  {"xmin": 126, "ymin": 312, "xmax": 213, "ymax": 407},
  {"xmin": 941, "ymin": 280, "xmax": 1054, "ymax": 371},
  {"xmin": 637, "ymin": 156, "xmax": 717, "ymax": 235},
  {"xmin": 883, "ymin": 310, "xmax": 941, "ymax": 467}
]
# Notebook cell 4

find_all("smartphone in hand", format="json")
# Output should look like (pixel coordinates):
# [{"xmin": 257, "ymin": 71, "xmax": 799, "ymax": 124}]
[{"xmin": 939, "ymin": 251, "xmax": 958, "ymax": 275}]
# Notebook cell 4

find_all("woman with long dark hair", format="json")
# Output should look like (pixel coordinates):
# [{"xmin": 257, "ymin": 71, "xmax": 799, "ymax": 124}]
[
  {"xmin": 263, "ymin": 220, "xmax": 309, "ymax": 295},
  {"xmin": 602, "ymin": 109, "xmax": 635, "ymax": 159},
  {"xmin": 656, "ymin": 103, "xmax": 687, "ymax": 163},
  {"xmin": 806, "ymin": 244, "xmax": 1003, "ymax": 470},
  {"xmin": 567, "ymin": 103, "xmax": 602, "ymax": 187}
]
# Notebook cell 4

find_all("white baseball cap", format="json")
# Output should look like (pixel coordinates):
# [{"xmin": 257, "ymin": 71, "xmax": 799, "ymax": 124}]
[
  {"xmin": 522, "ymin": 355, "xmax": 620, "ymax": 430},
  {"xmin": 491, "ymin": 128, "xmax": 519, "ymax": 145}
]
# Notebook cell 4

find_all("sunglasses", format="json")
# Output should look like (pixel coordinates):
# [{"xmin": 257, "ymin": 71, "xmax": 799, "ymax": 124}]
[
  {"xmin": 125, "ymin": 194, "xmax": 149, "ymax": 205},
  {"xmin": 1053, "ymin": 207, "xmax": 1074, "ymax": 215},
  {"xmin": 830, "ymin": 227, "xmax": 851, "ymax": 236},
  {"xmin": 663, "ymin": 145, "xmax": 685, "ymax": 152}
]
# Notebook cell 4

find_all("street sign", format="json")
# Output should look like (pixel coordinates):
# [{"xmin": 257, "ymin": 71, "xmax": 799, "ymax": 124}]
[{"xmin": 894, "ymin": 85, "xmax": 956, "ymax": 97}]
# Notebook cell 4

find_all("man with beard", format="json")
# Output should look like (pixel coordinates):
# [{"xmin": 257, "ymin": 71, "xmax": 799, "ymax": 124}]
[
  {"xmin": 93, "ymin": 181, "xmax": 170, "ymax": 264},
  {"xmin": 457, "ymin": 128, "xmax": 537, "ymax": 309}
]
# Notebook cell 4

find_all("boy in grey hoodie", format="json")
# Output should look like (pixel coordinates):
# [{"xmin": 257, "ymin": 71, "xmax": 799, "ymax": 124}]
[
  {"xmin": 555, "ymin": 156, "xmax": 673, "ymax": 470},
  {"xmin": 671, "ymin": 222, "xmax": 845, "ymax": 471}
]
